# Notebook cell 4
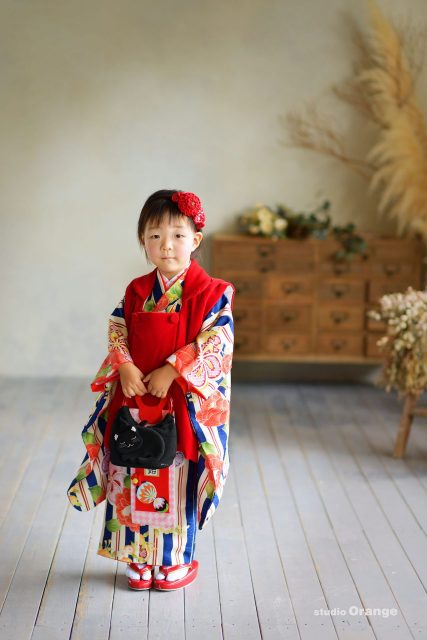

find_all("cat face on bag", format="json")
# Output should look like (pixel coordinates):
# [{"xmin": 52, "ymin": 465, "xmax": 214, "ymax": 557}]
[{"xmin": 114, "ymin": 426, "xmax": 141, "ymax": 450}]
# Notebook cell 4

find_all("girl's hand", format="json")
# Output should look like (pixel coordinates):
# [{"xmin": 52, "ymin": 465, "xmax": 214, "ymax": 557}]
[
  {"xmin": 143, "ymin": 364, "xmax": 180, "ymax": 398},
  {"xmin": 118, "ymin": 362, "xmax": 148, "ymax": 398}
]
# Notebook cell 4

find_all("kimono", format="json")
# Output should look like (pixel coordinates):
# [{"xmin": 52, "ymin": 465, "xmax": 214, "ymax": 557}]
[{"xmin": 67, "ymin": 258, "xmax": 235, "ymax": 566}]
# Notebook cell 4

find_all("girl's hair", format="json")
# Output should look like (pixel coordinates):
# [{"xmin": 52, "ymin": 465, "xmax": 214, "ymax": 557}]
[{"xmin": 137, "ymin": 189, "xmax": 203, "ymax": 261}]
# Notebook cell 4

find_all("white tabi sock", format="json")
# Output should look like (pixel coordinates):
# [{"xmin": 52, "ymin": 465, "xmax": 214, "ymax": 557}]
[
  {"xmin": 126, "ymin": 563, "xmax": 151, "ymax": 581},
  {"xmin": 156, "ymin": 566, "xmax": 190, "ymax": 582}
]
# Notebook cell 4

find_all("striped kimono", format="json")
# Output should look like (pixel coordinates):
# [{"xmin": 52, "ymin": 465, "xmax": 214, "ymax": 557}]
[{"xmin": 67, "ymin": 262, "xmax": 235, "ymax": 566}]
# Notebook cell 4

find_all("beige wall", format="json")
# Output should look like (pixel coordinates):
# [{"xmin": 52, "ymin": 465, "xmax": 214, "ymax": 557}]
[{"xmin": 1, "ymin": 0, "xmax": 427, "ymax": 376}]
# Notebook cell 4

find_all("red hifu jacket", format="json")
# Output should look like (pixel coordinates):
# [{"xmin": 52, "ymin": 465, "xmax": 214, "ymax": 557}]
[{"xmin": 105, "ymin": 259, "xmax": 232, "ymax": 462}]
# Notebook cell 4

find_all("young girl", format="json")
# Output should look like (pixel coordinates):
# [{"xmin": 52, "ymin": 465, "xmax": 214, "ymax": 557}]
[{"xmin": 67, "ymin": 189, "xmax": 235, "ymax": 591}]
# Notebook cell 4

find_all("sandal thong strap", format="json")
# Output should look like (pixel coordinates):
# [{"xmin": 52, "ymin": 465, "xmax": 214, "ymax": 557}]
[
  {"xmin": 129, "ymin": 563, "xmax": 153, "ymax": 575},
  {"xmin": 154, "ymin": 560, "xmax": 199, "ymax": 591},
  {"xmin": 159, "ymin": 563, "xmax": 193, "ymax": 576}
]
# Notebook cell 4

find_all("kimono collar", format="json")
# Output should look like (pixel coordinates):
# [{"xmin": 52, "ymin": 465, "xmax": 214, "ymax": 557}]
[
  {"xmin": 131, "ymin": 259, "xmax": 214, "ymax": 303},
  {"xmin": 158, "ymin": 261, "xmax": 191, "ymax": 289}
]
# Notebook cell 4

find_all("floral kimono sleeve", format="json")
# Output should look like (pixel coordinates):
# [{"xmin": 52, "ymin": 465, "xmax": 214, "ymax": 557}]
[
  {"xmin": 165, "ymin": 284, "xmax": 234, "ymax": 400},
  {"xmin": 165, "ymin": 284, "xmax": 235, "ymax": 529},
  {"xmin": 91, "ymin": 297, "xmax": 133, "ymax": 392},
  {"xmin": 67, "ymin": 297, "xmax": 133, "ymax": 510}
]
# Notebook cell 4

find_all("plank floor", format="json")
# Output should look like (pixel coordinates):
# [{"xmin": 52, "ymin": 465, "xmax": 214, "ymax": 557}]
[{"xmin": 1, "ymin": 377, "xmax": 427, "ymax": 639}]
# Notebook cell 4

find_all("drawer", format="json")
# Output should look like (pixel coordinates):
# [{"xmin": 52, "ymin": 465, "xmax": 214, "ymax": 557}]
[
  {"xmin": 318, "ymin": 241, "xmax": 367, "ymax": 277},
  {"xmin": 216, "ymin": 272, "xmax": 262, "ymax": 299},
  {"xmin": 264, "ymin": 333, "xmax": 311, "ymax": 355},
  {"xmin": 316, "ymin": 333, "xmax": 364, "ymax": 356},
  {"xmin": 265, "ymin": 304, "xmax": 312, "ymax": 331},
  {"xmin": 366, "ymin": 333, "xmax": 385, "ymax": 358},
  {"xmin": 214, "ymin": 242, "xmax": 278, "ymax": 272},
  {"xmin": 233, "ymin": 304, "xmax": 260, "ymax": 329},
  {"xmin": 371, "ymin": 239, "xmax": 421, "ymax": 260},
  {"xmin": 318, "ymin": 280, "xmax": 366, "ymax": 303},
  {"xmin": 276, "ymin": 241, "xmax": 315, "ymax": 272},
  {"xmin": 266, "ymin": 275, "xmax": 313, "ymax": 302},
  {"xmin": 368, "ymin": 279, "xmax": 414, "ymax": 303},
  {"xmin": 319, "ymin": 260, "xmax": 367, "ymax": 278},
  {"xmin": 234, "ymin": 330, "xmax": 260, "ymax": 355},
  {"xmin": 317, "ymin": 306, "xmax": 364, "ymax": 331},
  {"xmin": 371, "ymin": 261, "xmax": 417, "ymax": 280}
]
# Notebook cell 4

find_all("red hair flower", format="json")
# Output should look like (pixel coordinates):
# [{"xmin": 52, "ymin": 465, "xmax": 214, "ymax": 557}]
[{"xmin": 171, "ymin": 191, "xmax": 206, "ymax": 230}]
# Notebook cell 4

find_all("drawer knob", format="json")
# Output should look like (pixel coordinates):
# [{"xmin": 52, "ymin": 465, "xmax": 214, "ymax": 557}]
[
  {"xmin": 332, "ymin": 285, "xmax": 348, "ymax": 298},
  {"xmin": 331, "ymin": 339, "xmax": 346, "ymax": 351},
  {"xmin": 333, "ymin": 263, "xmax": 349, "ymax": 275},
  {"xmin": 257, "ymin": 245, "xmax": 275, "ymax": 257},
  {"xmin": 257, "ymin": 260, "xmax": 275, "ymax": 273},
  {"xmin": 282, "ymin": 339, "xmax": 296, "ymax": 351},
  {"xmin": 281, "ymin": 311, "xmax": 298, "ymax": 323},
  {"xmin": 384, "ymin": 263, "xmax": 399, "ymax": 277},
  {"xmin": 282, "ymin": 283, "xmax": 300, "ymax": 295},
  {"xmin": 331, "ymin": 311, "xmax": 349, "ymax": 324}
]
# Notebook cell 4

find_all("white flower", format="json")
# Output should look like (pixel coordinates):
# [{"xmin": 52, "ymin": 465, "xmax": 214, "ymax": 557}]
[
  {"xmin": 274, "ymin": 218, "xmax": 288, "ymax": 231},
  {"xmin": 259, "ymin": 219, "xmax": 274, "ymax": 234},
  {"xmin": 256, "ymin": 207, "xmax": 274, "ymax": 223}
]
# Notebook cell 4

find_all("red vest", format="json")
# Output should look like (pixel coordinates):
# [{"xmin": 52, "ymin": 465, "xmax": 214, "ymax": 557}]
[{"xmin": 104, "ymin": 259, "xmax": 232, "ymax": 461}]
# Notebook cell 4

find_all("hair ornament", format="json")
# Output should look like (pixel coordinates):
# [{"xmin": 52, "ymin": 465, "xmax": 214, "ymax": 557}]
[{"xmin": 171, "ymin": 191, "xmax": 205, "ymax": 230}]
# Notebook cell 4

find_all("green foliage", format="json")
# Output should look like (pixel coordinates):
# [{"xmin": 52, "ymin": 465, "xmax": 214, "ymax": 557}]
[
  {"xmin": 239, "ymin": 200, "xmax": 369, "ymax": 262},
  {"xmin": 332, "ymin": 223, "xmax": 369, "ymax": 262},
  {"xmin": 277, "ymin": 200, "xmax": 331, "ymax": 239}
]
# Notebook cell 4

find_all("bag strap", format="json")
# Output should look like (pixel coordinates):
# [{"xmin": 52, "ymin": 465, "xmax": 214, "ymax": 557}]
[{"xmin": 121, "ymin": 393, "xmax": 173, "ymax": 423}]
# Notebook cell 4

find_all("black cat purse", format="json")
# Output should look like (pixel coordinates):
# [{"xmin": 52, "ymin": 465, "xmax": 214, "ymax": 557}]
[{"xmin": 109, "ymin": 396, "xmax": 177, "ymax": 469}]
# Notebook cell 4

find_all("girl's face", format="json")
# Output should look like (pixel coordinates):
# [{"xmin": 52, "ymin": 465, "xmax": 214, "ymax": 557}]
[{"xmin": 141, "ymin": 215, "xmax": 203, "ymax": 278}]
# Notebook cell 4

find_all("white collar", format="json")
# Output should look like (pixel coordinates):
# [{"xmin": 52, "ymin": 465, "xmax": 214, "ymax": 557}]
[{"xmin": 159, "ymin": 261, "xmax": 191, "ymax": 286}]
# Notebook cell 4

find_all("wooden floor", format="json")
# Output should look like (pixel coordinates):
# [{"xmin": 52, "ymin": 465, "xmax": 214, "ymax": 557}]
[{"xmin": 1, "ymin": 378, "xmax": 427, "ymax": 640}]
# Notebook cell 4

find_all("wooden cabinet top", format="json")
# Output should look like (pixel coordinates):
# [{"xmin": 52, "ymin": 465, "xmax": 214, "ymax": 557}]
[{"xmin": 212, "ymin": 232, "xmax": 423, "ymax": 247}]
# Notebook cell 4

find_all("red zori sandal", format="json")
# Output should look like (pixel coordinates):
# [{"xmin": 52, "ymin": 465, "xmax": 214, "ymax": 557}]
[
  {"xmin": 153, "ymin": 560, "xmax": 199, "ymax": 591},
  {"xmin": 126, "ymin": 563, "xmax": 154, "ymax": 591}
]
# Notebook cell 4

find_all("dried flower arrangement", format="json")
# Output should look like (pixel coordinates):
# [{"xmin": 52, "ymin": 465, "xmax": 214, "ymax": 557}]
[
  {"xmin": 238, "ymin": 201, "xmax": 368, "ymax": 263},
  {"xmin": 368, "ymin": 287, "xmax": 427, "ymax": 395},
  {"xmin": 238, "ymin": 204, "xmax": 289, "ymax": 239},
  {"xmin": 281, "ymin": 0, "xmax": 427, "ymax": 241}
]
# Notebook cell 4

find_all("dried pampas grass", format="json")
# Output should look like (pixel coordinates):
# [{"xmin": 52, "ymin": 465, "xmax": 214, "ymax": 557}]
[
  {"xmin": 363, "ymin": 0, "xmax": 427, "ymax": 235},
  {"xmin": 282, "ymin": 0, "xmax": 427, "ymax": 240}
]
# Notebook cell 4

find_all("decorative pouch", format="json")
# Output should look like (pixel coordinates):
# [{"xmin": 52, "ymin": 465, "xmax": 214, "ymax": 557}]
[{"xmin": 110, "ymin": 395, "xmax": 176, "ymax": 469}]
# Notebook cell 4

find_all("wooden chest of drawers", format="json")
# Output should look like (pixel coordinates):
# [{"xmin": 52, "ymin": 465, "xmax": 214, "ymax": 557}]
[{"xmin": 212, "ymin": 233, "xmax": 424, "ymax": 362}]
